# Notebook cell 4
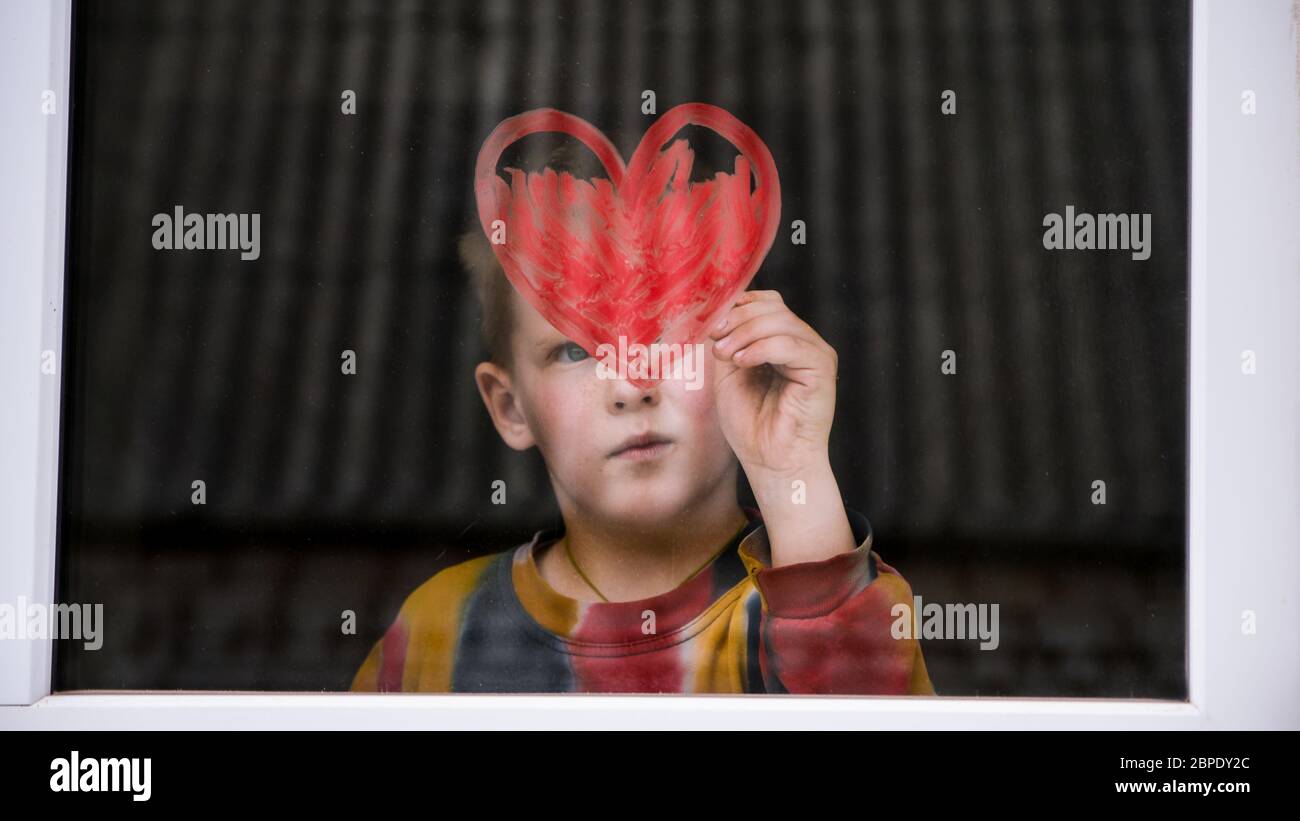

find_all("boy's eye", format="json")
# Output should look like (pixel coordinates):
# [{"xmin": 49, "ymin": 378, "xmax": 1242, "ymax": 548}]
[{"xmin": 556, "ymin": 342, "xmax": 590, "ymax": 363}]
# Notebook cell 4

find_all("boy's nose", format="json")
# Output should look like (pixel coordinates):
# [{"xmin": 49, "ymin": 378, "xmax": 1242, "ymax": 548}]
[{"xmin": 610, "ymin": 377, "xmax": 660, "ymax": 410}]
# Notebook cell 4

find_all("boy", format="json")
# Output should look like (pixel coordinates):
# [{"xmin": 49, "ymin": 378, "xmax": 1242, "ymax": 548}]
[{"xmin": 350, "ymin": 143, "xmax": 935, "ymax": 696}]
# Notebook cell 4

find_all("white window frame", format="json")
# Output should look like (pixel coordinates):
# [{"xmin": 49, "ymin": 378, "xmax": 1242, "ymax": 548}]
[{"xmin": 2, "ymin": 0, "xmax": 1296, "ymax": 730}]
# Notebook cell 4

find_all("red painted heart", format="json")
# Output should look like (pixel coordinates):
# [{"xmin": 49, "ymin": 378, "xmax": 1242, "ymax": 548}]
[{"xmin": 474, "ymin": 103, "xmax": 780, "ymax": 385}]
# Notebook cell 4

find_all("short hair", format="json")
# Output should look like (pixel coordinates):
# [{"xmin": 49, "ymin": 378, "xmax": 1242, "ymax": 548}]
[
  {"xmin": 457, "ymin": 226, "xmax": 516, "ymax": 370},
  {"xmin": 459, "ymin": 129, "xmax": 632, "ymax": 371}
]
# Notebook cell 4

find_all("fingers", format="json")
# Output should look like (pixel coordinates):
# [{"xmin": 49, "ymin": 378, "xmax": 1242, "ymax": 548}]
[
  {"xmin": 718, "ymin": 329, "xmax": 837, "ymax": 388},
  {"xmin": 709, "ymin": 298, "xmax": 785, "ymax": 339},
  {"xmin": 712, "ymin": 309, "xmax": 822, "ymax": 361},
  {"xmin": 711, "ymin": 289, "xmax": 784, "ymax": 330},
  {"xmin": 730, "ymin": 335, "xmax": 836, "ymax": 387},
  {"xmin": 736, "ymin": 289, "xmax": 784, "ymax": 306},
  {"xmin": 709, "ymin": 288, "xmax": 838, "ymax": 377},
  {"xmin": 713, "ymin": 311, "xmax": 786, "ymax": 358}
]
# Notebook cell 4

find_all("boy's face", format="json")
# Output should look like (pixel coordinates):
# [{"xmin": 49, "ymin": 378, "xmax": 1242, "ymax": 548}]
[{"xmin": 474, "ymin": 289, "xmax": 739, "ymax": 528}]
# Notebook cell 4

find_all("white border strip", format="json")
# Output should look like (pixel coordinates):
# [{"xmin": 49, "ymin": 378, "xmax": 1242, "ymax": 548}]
[
  {"xmin": 1186, "ymin": 0, "xmax": 1208, "ymax": 715},
  {"xmin": 7, "ymin": 694, "xmax": 1199, "ymax": 731},
  {"xmin": 2, "ymin": 0, "xmax": 1298, "ymax": 729},
  {"xmin": 0, "ymin": 0, "xmax": 70, "ymax": 708}
]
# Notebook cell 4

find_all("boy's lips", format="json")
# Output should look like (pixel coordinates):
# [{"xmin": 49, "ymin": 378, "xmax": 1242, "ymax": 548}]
[{"xmin": 608, "ymin": 432, "xmax": 675, "ymax": 459}]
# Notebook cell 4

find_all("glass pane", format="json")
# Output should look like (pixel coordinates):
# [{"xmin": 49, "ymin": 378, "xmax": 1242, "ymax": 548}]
[{"xmin": 56, "ymin": 0, "xmax": 1188, "ymax": 697}]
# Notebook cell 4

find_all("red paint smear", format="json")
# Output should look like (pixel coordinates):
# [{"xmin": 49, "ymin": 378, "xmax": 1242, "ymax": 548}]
[
  {"xmin": 475, "ymin": 104, "xmax": 781, "ymax": 389},
  {"xmin": 567, "ymin": 579, "xmax": 717, "ymax": 692}
]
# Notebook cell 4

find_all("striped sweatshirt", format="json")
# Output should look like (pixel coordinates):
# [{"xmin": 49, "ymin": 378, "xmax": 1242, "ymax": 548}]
[{"xmin": 350, "ymin": 506, "xmax": 935, "ymax": 695}]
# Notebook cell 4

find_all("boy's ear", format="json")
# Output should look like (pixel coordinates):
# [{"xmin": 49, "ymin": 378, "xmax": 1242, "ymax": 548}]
[{"xmin": 474, "ymin": 361, "xmax": 537, "ymax": 451}]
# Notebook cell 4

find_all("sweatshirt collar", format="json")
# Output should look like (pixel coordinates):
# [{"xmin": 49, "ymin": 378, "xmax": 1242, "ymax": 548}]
[{"xmin": 509, "ymin": 507, "xmax": 765, "ymax": 644}]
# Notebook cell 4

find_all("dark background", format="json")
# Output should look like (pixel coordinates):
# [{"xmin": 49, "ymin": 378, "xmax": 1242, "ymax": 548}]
[{"xmin": 56, "ymin": 0, "xmax": 1188, "ymax": 696}]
